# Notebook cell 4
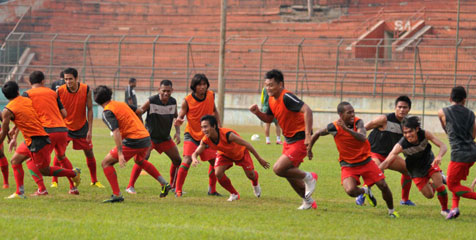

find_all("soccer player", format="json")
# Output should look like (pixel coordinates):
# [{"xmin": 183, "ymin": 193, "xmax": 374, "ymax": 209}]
[
  {"xmin": 174, "ymin": 73, "xmax": 224, "ymax": 197},
  {"xmin": 192, "ymin": 115, "xmax": 270, "ymax": 201},
  {"xmin": 380, "ymin": 116, "xmax": 449, "ymax": 217},
  {"xmin": 1, "ymin": 81, "xmax": 80, "ymax": 199},
  {"xmin": 125, "ymin": 79, "xmax": 182, "ymax": 194},
  {"xmin": 20, "ymin": 71, "xmax": 78, "ymax": 195},
  {"xmin": 438, "ymin": 86, "xmax": 476, "ymax": 219},
  {"xmin": 51, "ymin": 71, "xmax": 65, "ymax": 91},
  {"xmin": 308, "ymin": 102, "xmax": 398, "ymax": 217},
  {"xmin": 249, "ymin": 69, "xmax": 318, "ymax": 210},
  {"xmin": 365, "ymin": 95, "xmax": 415, "ymax": 206},
  {"xmin": 94, "ymin": 85, "xmax": 171, "ymax": 203},
  {"xmin": 56, "ymin": 67, "xmax": 104, "ymax": 188},
  {"xmin": 125, "ymin": 77, "xmax": 137, "ymax": 108},
  {"xmin": 261, "ymin": 87, "xmax": 282, "ymax": 144},
  {"xmin": 0, "ymin": 141, "xmax": 8, "ymax": 189}
]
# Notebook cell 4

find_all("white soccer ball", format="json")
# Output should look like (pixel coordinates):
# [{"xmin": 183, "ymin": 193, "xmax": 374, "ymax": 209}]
[{"xmin": 251, "ymin": 134, "xmax": 260, "ymax": 141}]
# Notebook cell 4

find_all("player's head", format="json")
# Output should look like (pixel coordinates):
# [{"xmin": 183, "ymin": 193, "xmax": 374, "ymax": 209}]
[
  {"xmin": 93, "ymin": 85, "xmax": 112, "ymax": 106},
  {"xmin": 59, "ymin": 71, "xmax": 64, "ymax": 80},
  {"xmin": 129, "ymin": 78, "xmax": 137, "ymax": 88},
  {"xmin": 190, "ymin": 74, "xmax": 209, "ymax": 94},
  {"xmin": 394, "ymin": 95, "xmax": 411, "ymax": 119},
  {"xmin": 337, "ymin": 101, "xmax": 355, "ymax": 125},
  {"xmin": 2, "ymin": 81, "xmax": 19, "ymax": 100},
  {"xmin": 29, "ymin": 71, "xmax": 45, "ymax": 85},
  {"xmin": 450, "ymin": 86, "xmax": 466, "ymax": 104},
  {"xmin": 63, "ymin": 67, "xmax": 78, "ymax": 89},
  {"xmin": 159, "ymin": 79, "xmax": 173, "ymax": 101},
  {"xmin": 402, "ymin": 116, "xmax": 420, "ymax": 144},
  {"xmin": 200, "ymin": 114, "xmax": 219, "ymax": 138},
  {"xmin": 264, "ymin": 69, "xmax": 284, "ymax": 98}
]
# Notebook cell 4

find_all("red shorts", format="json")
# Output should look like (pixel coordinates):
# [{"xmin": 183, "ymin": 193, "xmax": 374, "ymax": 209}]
[
  {"xmin": 447, "ymin": 161, "xmax": 475, "ymax": 185},
  {"xmin": 110, "ymin": 146, "xmax": 149, "ymax": 162},
  {"xmin": 49, "ymin": 132, "xmax": 68, "ymax": 156},
  {"xmin": 67, "ymin": 136, "xmax": 93, "ymax": 150},
  {"xmin": 370, "ymin": 152, "xmax": 387, "ymax": 162},
  {"xmin": 282, "ymin": 139, "xmax": 307, "ymax": 167},
  {"xmin": 215, "ymin": 150, "xmax": 255, "ymax": 171},
  {"xmin": 413, "ymin": 165, "xmax": 442, "ymax": 191},
  {"xmin": 341, "ymin": 160, "xmax": 385, "ymax": 187},
  {"xmin": 16, "ymin": 142, "xmax": 52, "ymax": 169},
  {"xmin": 183, "ymin": 140, "xmax": 216, "ymax": 161},
  {"xmin": 152, "ymin": 139, "xmax": 176, "ymax": 154}
]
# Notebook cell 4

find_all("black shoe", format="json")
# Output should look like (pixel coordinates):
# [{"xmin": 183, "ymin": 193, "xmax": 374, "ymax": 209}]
[
  {"xmin": 103, "ymin": 194, "xmax": 124, "ymax": 203},
  {"xmin": 160, "ymin": 183, "xmax": 172, "ymax": 198},
  {"xmin": 208, "ymin": 191, "xmax": 222, "ymax": 197}
]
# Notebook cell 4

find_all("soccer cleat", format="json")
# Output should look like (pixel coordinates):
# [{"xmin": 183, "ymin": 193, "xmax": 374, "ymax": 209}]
[
  {"xmin": 227, "ymin": 193, "xmax": 240, "ymax": 202},
  {"xmin": 72, "ymin": 168, "xmax": 81, "ymax": 187},
  {"xmin": 5, "ymin": 193, "xmax": 26, "ymax": 199},
  {"xmin": 266, "ymin": 141, "xmax": 271, "ymax": 145},
  {"xmin": 253, "ymin": 184, "xmax": 261, "ymax": 198},
  {"xmin": 103, "ymin": 194, "xmax": 124, "ymax": 203},
  {"xmin": 400, "ymin": 200, "xmax": 416, "ymax": 206},
  {"xmin": 30, "ymin": 189, "xmax": 48, "ymax": 196},
  {"xmin": 276, "ymin": 140, "xmax": 282, "ymax": 145},
  {"xmin": 90, "ymin": 181, "xmax": 105, "ymax": 188},
  {"xmin": 363, "ymin": 186, "xmax": 377, "ymax": 207},
  {"xmin": 304, "ymin": 172, "xmax": 318, "ymax": 199},
  {"xmin": 125, "ymin": 186, "xmax": 137, "ymax": 195},
  {"xmin": 2, "ymin": 184, "xmax": 9, "ymax": 189},
  {"xmin": 446, "ymin": 208, "xmax": 460, "ymax": 220},
  {"xmin": 68, "ymin": 188, "xmax": 80, "ymax": 195},
  {"xmin": 297, "ymin": 199, "xmax": 317, "ymax": 210},
  {"xmin": 388, "ymin": 211, "xmax": 400, "ymax": 218},
  {"xmin": 175, "ymin": 191, "xmax": 183, "ymax": 197},
  {"xmin": 440, "ymin": 209, "xmax": 450, "ymax": 217},
  {"xmin": 208, "ymin": 191, "xmax": 222, "ymax": 197},
  {"xmin": 160, "ymin": 183, "xmax": 172, "ymax": 198},
  {"xmin": 355, "ymin": 193, "xmax": 365, "ymax": 206},
  {"xmin": 50, "ymin": 182, "xmax": 58, "ymax": 188}
]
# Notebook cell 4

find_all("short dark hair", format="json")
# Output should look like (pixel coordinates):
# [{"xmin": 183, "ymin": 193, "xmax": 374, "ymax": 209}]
[
  {"xmin": 450, "ymin": 86, "xmax": 467, "ymax": 103},
  {"xmin": 395, "ymin": 95, "xmax": 411, "ymax": 108},
  {"xmin": 2, "ymin": 81, "xmax": 19, "ymax": 100},
  {"xmin": 190, "ymin": 74, "xmax": 209, "ymax": 92},
  {"xmin": 402, "ymin": 116, "xmax": 420, "ymax": 129},
  {"xmin": 337, "ymin": 101, "xmax": 351, "ymax": 114},
  {"xmin": 265, "ymin": 69, "xmax": 284, "ymax": 84},
  {"xmin": 160, "ymin": 79, "xmax": 173, "ymax": 87},
  {"xmin": 200, "ymin": 114, "xmax": 219, "ymax": 131},
  {"xmin": 93, "ymin": 85, "xmax": 112, "ymax": 105},
  {"xmin": 60, "ymin": 71, "xmax": 64, "ymax": 79},
  {"xmin": 129, "ymin": 78, "xmax": 136, "ymax": 84},
  {"xmin": 29, "ymin": 71, "xmax": 45, "ymax": 85},
  {"xmin": 63, "ymin": 68, "xmax": 78, "ymax": 78}
]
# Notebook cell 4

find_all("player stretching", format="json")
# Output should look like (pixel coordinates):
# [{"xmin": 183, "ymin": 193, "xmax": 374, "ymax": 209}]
[
  {"xmin": 249, "ymin": 69, "xmax": 317, "ymax": 210},
  {"xmin": 192, "ymin": 115, "xmax": 270, "ymax": 201},
  {"xmin": 20, "ymin": 71, "xmax": 78, "ymax": 195},
  {"xmin": 94, "ymin": 85, "xmax": 171, "ymax": 203},
  {"xmin": 309, "ymin": 102, "xmax": 397, "ymax": 217},
  {"xmin": 381, "ymin": 116, "xmax": 448, "ymax": 217},
  {"xmin": 174, "ymin": 74, "xmax": 224, "ymax": 197},
  {"xmin": 438, "ymin": 86, "xmax": 476, "ymax": 219},
  {"xmin": 366, "ymin": 96, "xmax": 415, "ymax": 206},
  {"xmin": 125, "ymin": 80, "xmax": 182, "ymax": 194},
  {"xmin": 1, "ymin": 81, "xmax": 80, "ymax": 199},
  {"xmin": 55, "ymin": 68, "xmax": 104, "ymax": 188}
]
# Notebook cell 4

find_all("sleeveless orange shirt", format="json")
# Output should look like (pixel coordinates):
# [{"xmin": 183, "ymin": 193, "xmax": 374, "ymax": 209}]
[
  {"xmin": 268, "ymin": 89, "xmax": 305, "ymax": 138},
  {"xmin": 26, "ymin": 87, "xmax": 66, "ymax": 128},
  {"xmin": 332, "ymin": 117, "xmax": 371, "ymax": 164},
  {"xmin": 185, "ymin": 90, "xmax": 215, "ymax": 141},
  {"xmin": 103, "ymin": 101, "xmax": 149, "ymax": 140},
  {"xmin": 57, "ymin": 83, "xmax": 88, "ymax": 131},
  {"xmin": 202, "ymin": 128, "xmax": 246, "ymax": 160}
]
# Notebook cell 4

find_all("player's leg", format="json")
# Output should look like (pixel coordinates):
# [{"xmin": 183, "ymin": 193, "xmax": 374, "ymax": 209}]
[
  {"xmin": 101, "ymin": 152, "xmax": 123, "ymax": 202},
  {"xmin": 163, "ymin": 142, "xmax": 181, "ymax": 189},
  {"xmin": 0, "ymin": 147, "xmax": 9, "ymax": 188},
  {"xmin": 134, "ymin": 147, "xmax": 171, "ymax": 198},
  {"xmin": 215, "ymin": 164, "xmax": 239, "ymax": 201},
  {"xmin": 26, "ymin": 159, "xmax": 48, "ymax": 196},
  {"xmin": 84, "ymin": 148, "xmax": 100, "ymax": 186},
  {"xmin": 274, "ymin": 121, "xmax": 282, "ymax": 144},
  {"xmin": 53, "ymin": 132, "xmax": 79, "ymax": 193},
  {"xmin": 7, "ymin": 152, "xmax": 29, "ymax": 198},
  {"xmin": 174, "ymin": 140, "xmax": 196, "ymax": 197},
  {"xmin": 446, "ymin": 162, "xmax": 476, "ymax": 219},
  {"xmin": 387, "ymin": 155, "xmax": 414, "ymax": 206},
  {"xmin": 50, "ymin": 156, "xmax": 61, "ymax": 187},
  {"xmin": 374, "ymin": 179, "xmax": 397, "ymax": 216},
  {"xmin": 264, "ymin": 122, "xmax": 271, "ymax": 144},
  {"xmin": 206, "ymin": 157, "xmax": 220, "ymax": 196},
  {"xmin": 126, "ymin": 146, "xmax": 152, "ymax": 193},
  {"xmin": 342, "ymin": 177, "xmax": 364, "ymax": 197}
]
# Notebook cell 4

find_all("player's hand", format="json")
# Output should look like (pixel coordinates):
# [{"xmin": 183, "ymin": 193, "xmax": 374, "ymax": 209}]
[
  {"xmin": 378, "ymin": 162, "xmax": 387, "ymax": 172},
  {"xmin": 191, "ymin": 157, "xmax": 200, "ymax": 167},
  {"xmin": 336, "ymin": 119, "xmax": 348, "ymax": 130},
  {"xmin": 118, "ymin": 153, "xmax": 126, "ymax": 168},
  {"xmin": 174, "ymin": 118, "xmax": 185, "ymax": 127},
  {"xmin": 249, "ymin": 104, "xmax": 259, "ymax": 114},
  {"xmin": 86, "ymin": 131, "xmax": 93, "ymax": 142},
  {"xmin": 432, "ymin": 156, "xmax": 442, "ymax": 166},
  {"xmin": 8, "ymin": 139, "xmax": 16, "ymax": 153},
  {"xmin": 259, "ymin": 158, "xmax": 270, "ymax": 169},
  {"xmin": 174, "ymin": 132, "xmax": 181, "ymax": 145},
  {"xmin": 471, "ymin": 178, "xmax": 476, "ymax": 192}
]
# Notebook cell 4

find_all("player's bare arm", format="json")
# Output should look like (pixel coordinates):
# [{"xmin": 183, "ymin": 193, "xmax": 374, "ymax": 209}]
[
  {"xmin": 213, "ymin": 104, "xmax": 222, "ymax": 127},
  {"xmin": 135, "ymin": 100, "xmax": 150, "ymax": 116},
  {"xmin": 174, "ymin": 99, "xmax": 188, "ymax": 126},
  {"xmin": 299, "ymin": 103, "xmax": 313, "ymax": 149},
  {"xmin": 111, "ymin": 128, "xmax": 126, "ymax": 167},
  {"xmin": 425, "ymin": 130, "xmax": 447, "ymax": 166},
  {"xmin": 380, "ymin": 144, "xmax": 403, "ymax": 171},
  {"xmin": 308, "ymin": 128, "xmax": 329, "ymax": 160},
  {"xmin": 86, "ymin": 89, "xmax": 94, "ymax": 142},
  {"xmin": 249, "ymin": 104, "xmax": 274, "ymax": 123},
  {"xmin": 228, "ymin": 132, "xmax": 270, "ymax": 169},
  {"xmin": 338, "ymin": 119, "xmax": 367, "ymax": 142},
  {"xmin": 0, "ymin": 109, "xmax": 12, "ymax": 145},
  {"xmin": 173, "ymin": 101, "xmax": 181, "ymax": 144},
  {"xmin": 191, "ymin": 141, "xmax": 206, "ymax": 167},
  {"xmin": 364, "ymin": 114, "xmax": 387, "ymax": 131}
]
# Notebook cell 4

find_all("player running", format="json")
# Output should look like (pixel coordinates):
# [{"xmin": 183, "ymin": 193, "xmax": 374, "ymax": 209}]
[{"xmin": 192, "ymin": 115, "xmax": 270, "ymax": 201}]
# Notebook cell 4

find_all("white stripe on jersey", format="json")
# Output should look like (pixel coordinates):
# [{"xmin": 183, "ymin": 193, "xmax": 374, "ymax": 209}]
[
  {"xmin": 102, "ymin": 111, "xmax": 114, "ymax": 130},
  {"xmin": 149, "ymin": 103, "xmax": 176, "ymax": 115},
  {"xmin": 284, "ymin": 93, "xmax": 301, "ymax": 103}
]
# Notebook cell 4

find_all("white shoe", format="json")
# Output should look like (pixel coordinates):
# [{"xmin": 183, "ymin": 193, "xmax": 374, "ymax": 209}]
[
  {"xmin": 304, "ymin": 172, "xmax": 318, "ymax": 199},
  {"xmin": 297, "ymin": 199, "xmax": 317, "ymax": 210},
  {"xmin": 440, "ymin": 209, "xmax": 450, "ymax": 217},
  {"xmin": 227, "ymin": 193, "xmax": 240, "ymax": 202},
  {"xmin": 253, "ymin": 184, "xmax": 261, "ymax": 198},
  {"xmin": 125, "ymin": 186, "xmax": 137, "ymax": 195}
]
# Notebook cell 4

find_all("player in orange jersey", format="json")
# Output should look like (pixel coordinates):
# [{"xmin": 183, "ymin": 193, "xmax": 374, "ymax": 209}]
[
  {"xmin": 249, "ymin": 69, "xmax": 318, "ymax": 210},
  {"xmin": 308, "ymin": 102, "xmax": 398, "ymax": 217},
  {"xmin": 94, "ymin": 85, "xmax": 171, "ymax": 203},
  {"xmin": 55, "ymin": 68, "xmax": 104, "ymax": 188},
  {"xmin": 1, "ymin": 81, "xmax": 80, "ymax": 199},
  {"xmin": 192, "ymin": 115, "xmax": 269, "ymax": 201}
]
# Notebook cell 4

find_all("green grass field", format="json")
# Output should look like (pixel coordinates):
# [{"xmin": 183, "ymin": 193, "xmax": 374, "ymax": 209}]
[{"xmin": 0, "ymin": 122, "xmax": 475, "ymax": 240}]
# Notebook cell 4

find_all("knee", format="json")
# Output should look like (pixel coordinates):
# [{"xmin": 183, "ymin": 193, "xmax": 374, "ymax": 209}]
[
  {"xmin": 376, "ymin": 180, "xmax": 389, "ymax": 190},
  {"xmin": 172, "ymin": 158, "xmax": 182, "ymax": 166},
  {"xmin": 344, "ymin": 186, "xmax": 359, "ymax": 197},
  {"xmin": 39, "ymin": 167, "xmax": 49, "ymax": 176},
  {"xmin": 245, "ymin": 171, "xmax": 256, "ymax": 180},
  {"xmin": 272, "ymin": 165, "xmax": 284, "ymax": 176},
  {"xmin": 215, "ymin": 171, "xmax": 224, "ymax": 181}
]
